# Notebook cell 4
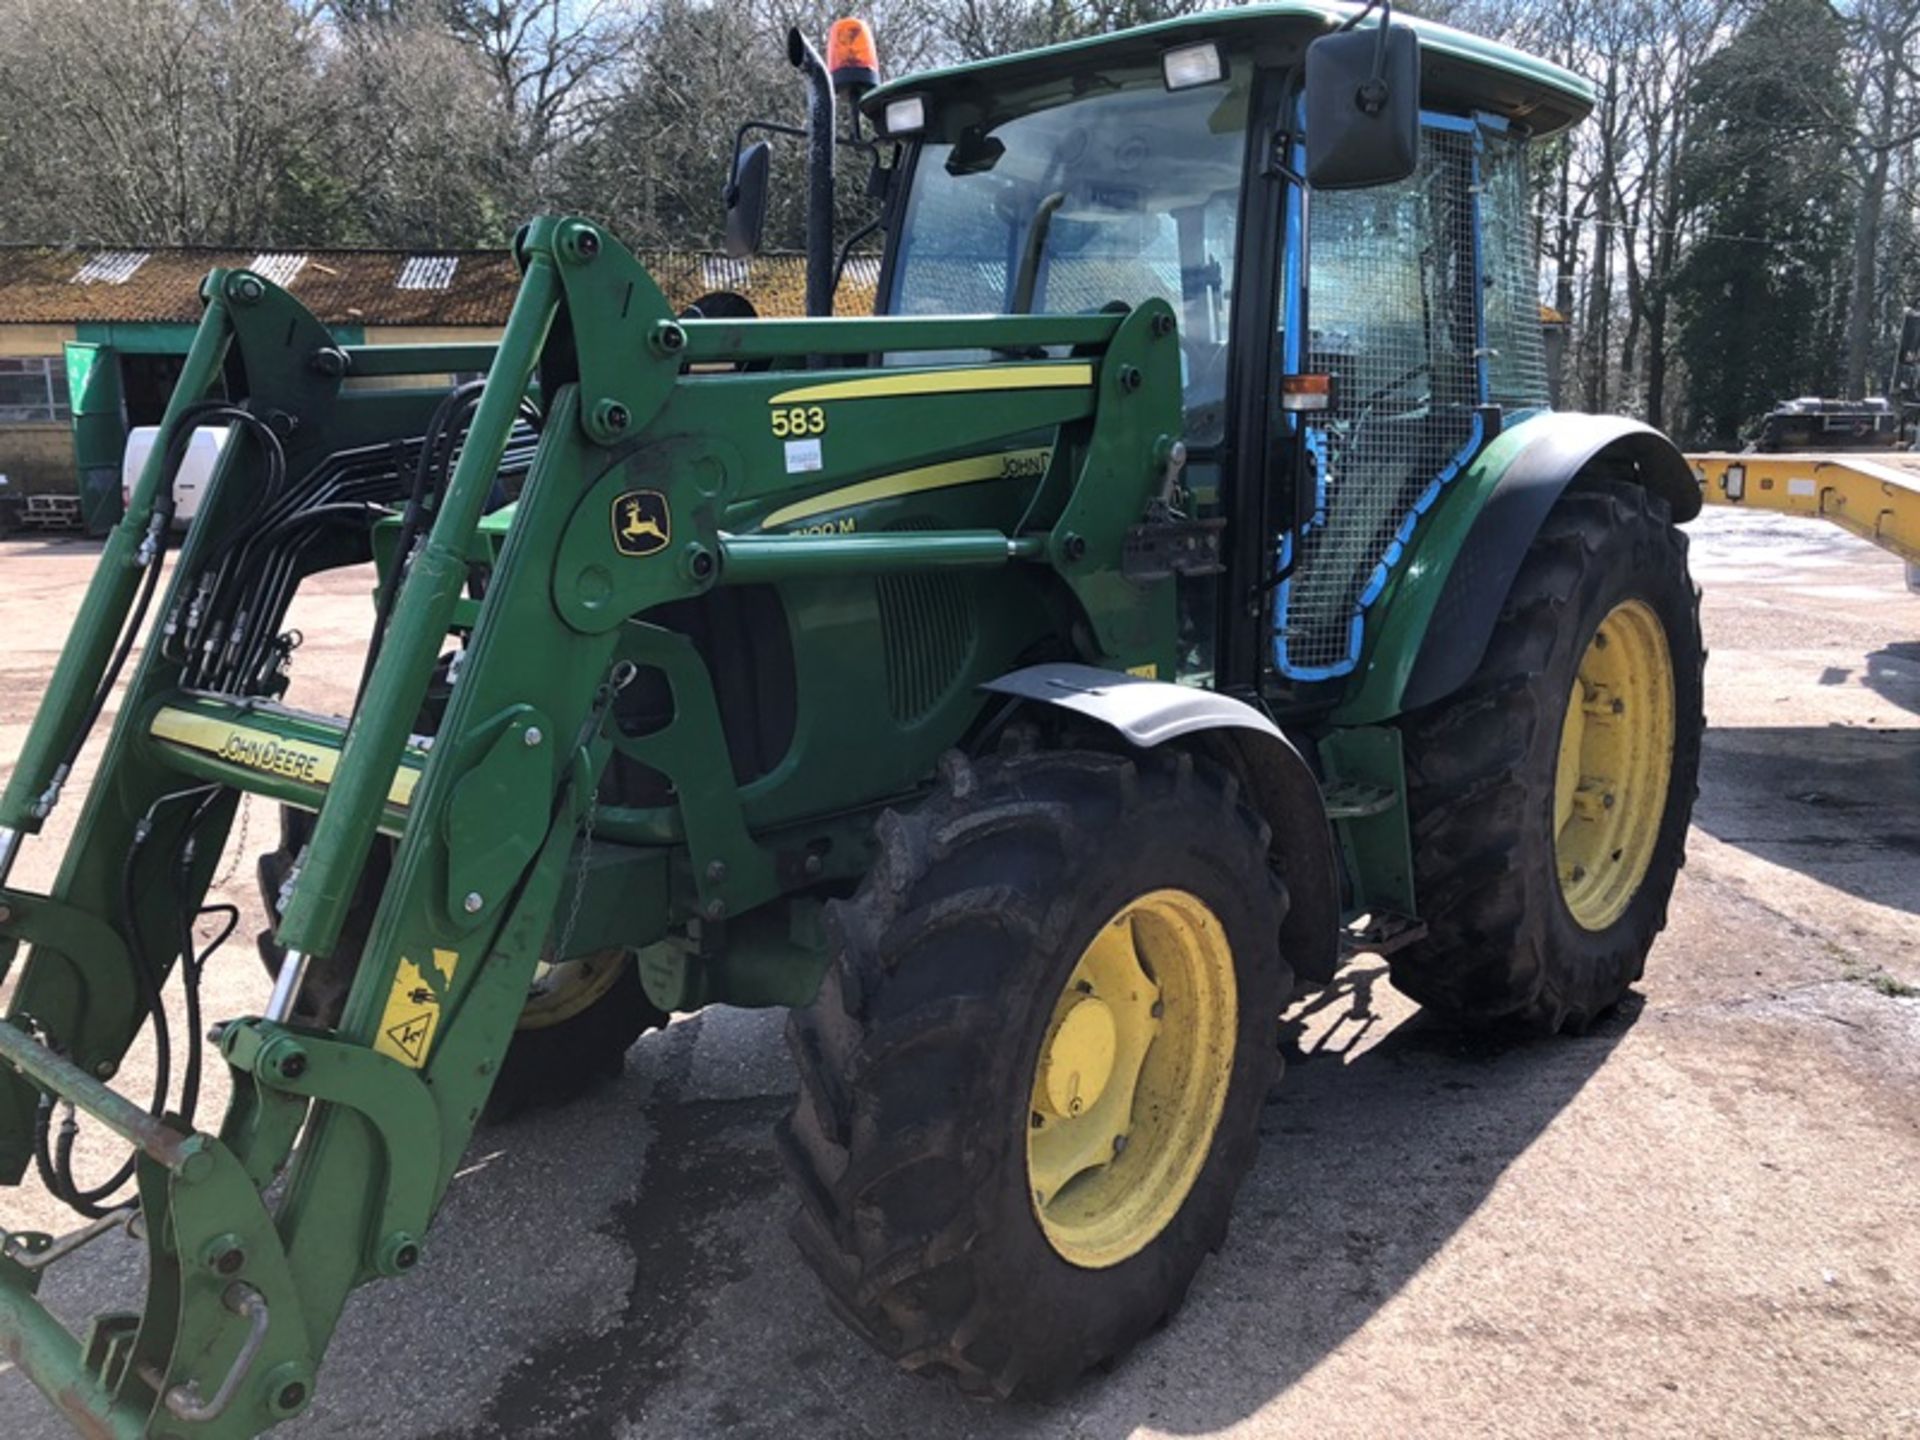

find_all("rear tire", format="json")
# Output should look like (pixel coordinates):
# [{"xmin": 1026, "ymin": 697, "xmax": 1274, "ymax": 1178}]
[
  {"xmin": 779, "ymin": 745, "xmax": 1290, "ymax": 1397},
  {"xmin": 1390, "ymin": 478, "xmax": 1704, "ymax": 1031},
  {"xmin": 256, "ymin": 807, "xmax": 664, "ymax": 1116}
]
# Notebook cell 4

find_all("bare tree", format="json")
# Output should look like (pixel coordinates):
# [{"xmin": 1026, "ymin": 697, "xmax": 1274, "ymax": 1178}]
[
  {"xmin": 1835, "ymin": 0, "xmax": 1920, "ymax": 395},
  {"xmin": 436, "ymin": 0, "xmax": 635, "ymax": 177},
  {"xmin": 0, "ymin": 0, "xmax": 325, "ymax": 244}
]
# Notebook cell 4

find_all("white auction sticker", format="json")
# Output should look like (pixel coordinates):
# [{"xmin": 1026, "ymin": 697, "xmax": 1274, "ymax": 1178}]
[
  {"xmin": 784, "ymin": 438, "xmax": 823, "ymax": 474},
  {"xmin": 1788, "ymin": 477, "xmax": 1816, "ymax": 497}
]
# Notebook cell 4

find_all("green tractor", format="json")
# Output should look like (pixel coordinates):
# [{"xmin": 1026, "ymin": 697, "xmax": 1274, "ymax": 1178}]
[{"xmin": 0, "ymin": 3, "xmax": 1703, "ymax": 1433}]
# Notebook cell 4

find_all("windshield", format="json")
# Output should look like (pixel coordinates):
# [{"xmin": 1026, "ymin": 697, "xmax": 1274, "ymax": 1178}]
[{"xmin": 886, "ymin": 77, "xmax": 1250, "ymax": 446}]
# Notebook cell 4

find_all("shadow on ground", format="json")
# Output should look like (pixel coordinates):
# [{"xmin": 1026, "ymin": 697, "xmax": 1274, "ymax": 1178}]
[
  {"xmin": 1862, "ymin": 642, "xmax": 1920, "ymax": 718},
  {"xmin": 439, "ymin": 966, "xmax": 1637, "ymax": 1440},
  {"xmin": 1696, "ymin": 722, "xmax": 1920, "ymax": 917}
]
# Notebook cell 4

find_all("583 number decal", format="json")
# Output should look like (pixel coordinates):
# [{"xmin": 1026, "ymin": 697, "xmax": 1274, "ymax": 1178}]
[{"xmin": 770, "ymin": 406, "xmax": 827, "ymax": 438}]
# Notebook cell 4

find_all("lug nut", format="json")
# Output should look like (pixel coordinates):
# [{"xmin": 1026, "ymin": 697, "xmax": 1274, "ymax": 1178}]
[
  {"xmin": 464, "ymin": 892, "xmax": 484, "ymax": 914},
  {"xmin": 523, "ymin": 727, "xmax": 543, "ymax": 747}
]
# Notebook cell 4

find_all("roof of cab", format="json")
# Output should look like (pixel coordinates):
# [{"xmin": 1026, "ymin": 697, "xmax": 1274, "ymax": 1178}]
[{"xmin": 864, "ymin": 1, "xmax": 1594, "ymax": 138}]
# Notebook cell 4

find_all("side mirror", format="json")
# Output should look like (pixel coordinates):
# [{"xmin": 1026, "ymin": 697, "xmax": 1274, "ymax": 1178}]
[
  {"xmin": 1303, "ymin": 22, "xmax": 1421, "ymax": 190},
  {"xmin": 724, "ymin": 141, "xmax": 772, "ymax": 260}
]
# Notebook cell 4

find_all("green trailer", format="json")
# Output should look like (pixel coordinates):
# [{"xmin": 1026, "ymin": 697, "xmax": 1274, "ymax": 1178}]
[{"xmin": 0, "ymin": 5, "xmax": 1702, "ymax": 1434}]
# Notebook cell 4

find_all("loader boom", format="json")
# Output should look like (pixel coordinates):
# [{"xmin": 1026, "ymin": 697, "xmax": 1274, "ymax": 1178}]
[{"xmin": 0, "ymin": 216, "xmax": 1183, "ymax": 1435}]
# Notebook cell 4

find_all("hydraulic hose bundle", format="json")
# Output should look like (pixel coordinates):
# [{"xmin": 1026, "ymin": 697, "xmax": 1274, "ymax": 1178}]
[
  {"xmin": 163, "ymin": 394, "xmax": 540, "ymax": 703},
  {"xmin": 32, "ymin": 389, "xmax": 541, "ymax": 1219}
]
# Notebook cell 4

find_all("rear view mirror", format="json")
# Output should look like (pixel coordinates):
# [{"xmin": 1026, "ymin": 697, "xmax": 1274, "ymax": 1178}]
[
  {"xmin": 1304, "ymin": 22, "xmax": 1421, "ymax": 190},
  {"xmin": 724, "ymin": 141, "xmax": 772, "ymax": 259}
]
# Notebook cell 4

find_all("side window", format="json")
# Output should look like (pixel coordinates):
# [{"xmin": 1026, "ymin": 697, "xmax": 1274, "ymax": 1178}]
[
  {"xmin": 1276, "ymin": 124, "xmax": 1480, "ymax": 680},
  {"xmin": 1479, "ymin": 128, "xmax": 1550, "ymax": 412}
]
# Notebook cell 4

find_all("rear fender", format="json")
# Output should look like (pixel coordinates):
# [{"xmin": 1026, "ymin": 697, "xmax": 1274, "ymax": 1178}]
[
  {"xmin": 1334, "ymin": 412, "xmax": 1697, "ymax": 725},
  {"xmin": 981, "ymin": 663, "xmax": 1341, "ymax": 983}
]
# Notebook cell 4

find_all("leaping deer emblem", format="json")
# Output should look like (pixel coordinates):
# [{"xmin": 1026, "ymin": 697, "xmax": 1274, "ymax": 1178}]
[{"xmin": 613, "ymin": 491, "xmax": 670, "ymax": 555}]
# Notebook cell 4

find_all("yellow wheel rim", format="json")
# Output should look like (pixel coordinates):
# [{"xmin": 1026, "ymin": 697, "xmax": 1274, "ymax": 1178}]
[
  {"xmin": 1554, "ymin": 599, "xmax": 1676, "ymax": 931},
  {"xmin": 516, "ymin": 948, "xmax": 629, "ymax": 1032},
  {"xmin": 1026, "ymin": 889, "xmax": 1237, "ymax": 1269}
]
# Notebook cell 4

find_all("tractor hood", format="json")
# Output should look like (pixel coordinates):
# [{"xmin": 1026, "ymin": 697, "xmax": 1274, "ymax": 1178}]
[{"xmin": 865, "ymin": 1, "xmax": 1594, "ymax": 142}]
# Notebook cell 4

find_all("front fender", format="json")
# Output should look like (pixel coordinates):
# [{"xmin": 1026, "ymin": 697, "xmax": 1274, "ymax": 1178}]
[
  {"xmin": 1333, "ymin": 411, "xmax": 1697, "ymax": 725},
  {"xmin": 981, "ymin": 663, "xmax": 1342, "ymax": 983}
]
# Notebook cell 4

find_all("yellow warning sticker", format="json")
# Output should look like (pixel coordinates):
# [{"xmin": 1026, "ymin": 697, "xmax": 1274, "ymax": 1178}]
[
  {"xmin": 374, "ymin": 947, "xmax": 461, "ymax": 1069},
  {"xmin": 1125, "ymin": 663, "xmax": 1160, "ymax": 679}
]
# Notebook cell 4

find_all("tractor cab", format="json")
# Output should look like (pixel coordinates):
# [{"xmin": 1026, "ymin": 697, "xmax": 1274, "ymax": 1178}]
[{"xmin": 848, "ymin": 3, "xmax": 1593, "ymax": 702}]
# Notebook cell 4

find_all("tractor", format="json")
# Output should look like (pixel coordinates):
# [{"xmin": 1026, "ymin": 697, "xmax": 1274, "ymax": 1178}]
[{"xmin": 0, "ymin": 3, "xmax": 1704, "ymax": 1434}]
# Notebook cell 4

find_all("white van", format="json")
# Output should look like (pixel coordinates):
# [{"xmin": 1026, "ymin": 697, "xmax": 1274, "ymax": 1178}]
[{"xmin": 120, "ymin": 424, "xmax": 231, "ymax": 528}]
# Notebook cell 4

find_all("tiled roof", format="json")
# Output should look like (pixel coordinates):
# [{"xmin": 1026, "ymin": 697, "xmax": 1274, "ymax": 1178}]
[{"xmin": 0, "ymin": 245, "xmax": 876, "ymax": 326}]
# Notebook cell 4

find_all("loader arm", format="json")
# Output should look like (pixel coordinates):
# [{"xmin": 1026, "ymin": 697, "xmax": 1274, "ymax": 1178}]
[{"xmin": 0, "ymin": 217, "xmax": 1184, "ymax": 1437}]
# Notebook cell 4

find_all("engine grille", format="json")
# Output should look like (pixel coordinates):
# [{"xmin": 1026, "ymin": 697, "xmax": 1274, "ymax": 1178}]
[{"xmin": 876, "ymin": 522, "xmax": 976, "ymax": 723}]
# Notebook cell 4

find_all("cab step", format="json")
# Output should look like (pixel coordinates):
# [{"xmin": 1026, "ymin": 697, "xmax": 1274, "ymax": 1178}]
[
  {"xmin": 1341, "ymin": 911, "xmax": 1428, "ymax": 957},
  {"xmin": 1321, "ymin": 780, "xmax": 1397, "ymax": 819}
]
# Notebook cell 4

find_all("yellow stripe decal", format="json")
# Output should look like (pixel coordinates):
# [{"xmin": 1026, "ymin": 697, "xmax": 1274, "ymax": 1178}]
[
  {"xmin": 767, "ymin": 363, "xmax": 1094, "ymax": 405},
  {"xmin": 760, "ymin": 447, "xmax": 1052, "ymax": 530},
  {"xmin": 375, "ymin": 948, "xmax": 462, "ymax": 1069},
  {"xmin": 150, "ymin": 707, "xmax": 421, "ymax": 809}
]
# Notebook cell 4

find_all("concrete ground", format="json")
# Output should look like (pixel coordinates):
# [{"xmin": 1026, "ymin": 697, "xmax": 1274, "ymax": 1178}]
[{"xmin": 1, "ymin": 507, "xmax": 1917, "ymax": 1439}]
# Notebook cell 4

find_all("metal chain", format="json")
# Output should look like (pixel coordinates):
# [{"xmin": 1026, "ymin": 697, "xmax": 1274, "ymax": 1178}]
[
  {"xmin": 212, "ymin": 793, "xmax": 253, "ymax": 891},
  {"xmin": 555, "ymin": 789, "xmax": 597, "ymax": 964},
  {"xmin": 546, "ymin": 659, "xmax": 631, "ymax": 970}
]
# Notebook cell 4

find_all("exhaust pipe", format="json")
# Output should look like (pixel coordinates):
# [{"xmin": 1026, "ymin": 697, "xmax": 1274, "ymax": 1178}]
[{"xmin": 788, "ymin": 27, "xmax": 837, "ymax": 320}]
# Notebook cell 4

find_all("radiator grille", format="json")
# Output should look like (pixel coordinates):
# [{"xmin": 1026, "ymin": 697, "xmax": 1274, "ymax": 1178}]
[
  {"xmin": 1279, "ymin": 127, "xmax": 1481, "ymax": 679},
  {"xmin": 876, "ymin": 523, "xmax": 976, "ymax": 723}
]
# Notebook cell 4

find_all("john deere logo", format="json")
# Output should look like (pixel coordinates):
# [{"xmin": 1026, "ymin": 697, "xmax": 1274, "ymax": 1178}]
[{"xmin": 612, "ymin": 490, "xmax": 670, "ymax": 557}]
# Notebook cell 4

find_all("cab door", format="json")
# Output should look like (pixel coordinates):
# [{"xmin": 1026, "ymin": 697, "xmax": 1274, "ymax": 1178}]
[{"xmin": 1263, "ymin": 117, "xmax": 1483, "ymax": 691}]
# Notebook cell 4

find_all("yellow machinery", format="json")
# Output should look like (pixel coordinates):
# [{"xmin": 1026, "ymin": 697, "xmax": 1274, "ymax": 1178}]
[{"xmin": 1689, "ymin": 450, "xmax": 1920, "ymax": 592}]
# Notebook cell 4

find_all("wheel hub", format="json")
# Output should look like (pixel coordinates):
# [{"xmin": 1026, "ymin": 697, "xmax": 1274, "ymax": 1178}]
[
  {"xmin": 516, "ymin": 947, "xmax": 628, "ymax": 1031},
  {"xmin": 1554, "ymin": 598, "xmax": 1676, "ymax": 931},
  {"xmin": 1036, "ymin": 995, "xmax": 1119, "ymax": 1119},
  {"xmin": 1026, "ymin": 889, "xmax": 1237, "ymax": 1269}
]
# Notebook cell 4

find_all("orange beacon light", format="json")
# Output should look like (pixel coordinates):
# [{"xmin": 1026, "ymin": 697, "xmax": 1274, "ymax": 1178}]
[{"xmin": 828, "ymin": 18, "xmax": 881, "ymax": 94}]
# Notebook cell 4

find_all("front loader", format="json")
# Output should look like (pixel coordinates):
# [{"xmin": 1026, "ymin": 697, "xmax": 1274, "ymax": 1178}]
[{"xmin": 0, "ymin": 4, "xmax": 1705, "ymax": 1434}]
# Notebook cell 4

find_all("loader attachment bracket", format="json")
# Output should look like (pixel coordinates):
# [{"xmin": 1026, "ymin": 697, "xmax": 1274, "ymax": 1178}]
[
  {"xmin": 219, "ymin": 1021, "xmax": 441, "ymax": 1278},
  {"xmin": 0, "ymin": 1021, "xmax": 318, "ymax": 1435}
]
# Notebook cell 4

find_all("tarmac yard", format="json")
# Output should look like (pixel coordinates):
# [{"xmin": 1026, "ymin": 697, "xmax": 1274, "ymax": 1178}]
[{"xmin": 1, "ymin": 507, "xmax": 1917, "ymax": 1439}]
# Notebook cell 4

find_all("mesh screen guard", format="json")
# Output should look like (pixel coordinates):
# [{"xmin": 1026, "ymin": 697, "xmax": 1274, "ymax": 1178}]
[{"xmin": 1274, "ymin": 123, "xmax": 1548, "ymax": 682}]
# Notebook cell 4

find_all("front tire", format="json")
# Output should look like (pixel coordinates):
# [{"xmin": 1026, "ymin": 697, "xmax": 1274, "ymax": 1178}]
[
  {"xmin": 779, "ymin": 745, "xmax": 1290, "ymax": 1397},
  {"xmin": 1391, "ymin": 478, "xmax": 1705, "ymax": 1031}
]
